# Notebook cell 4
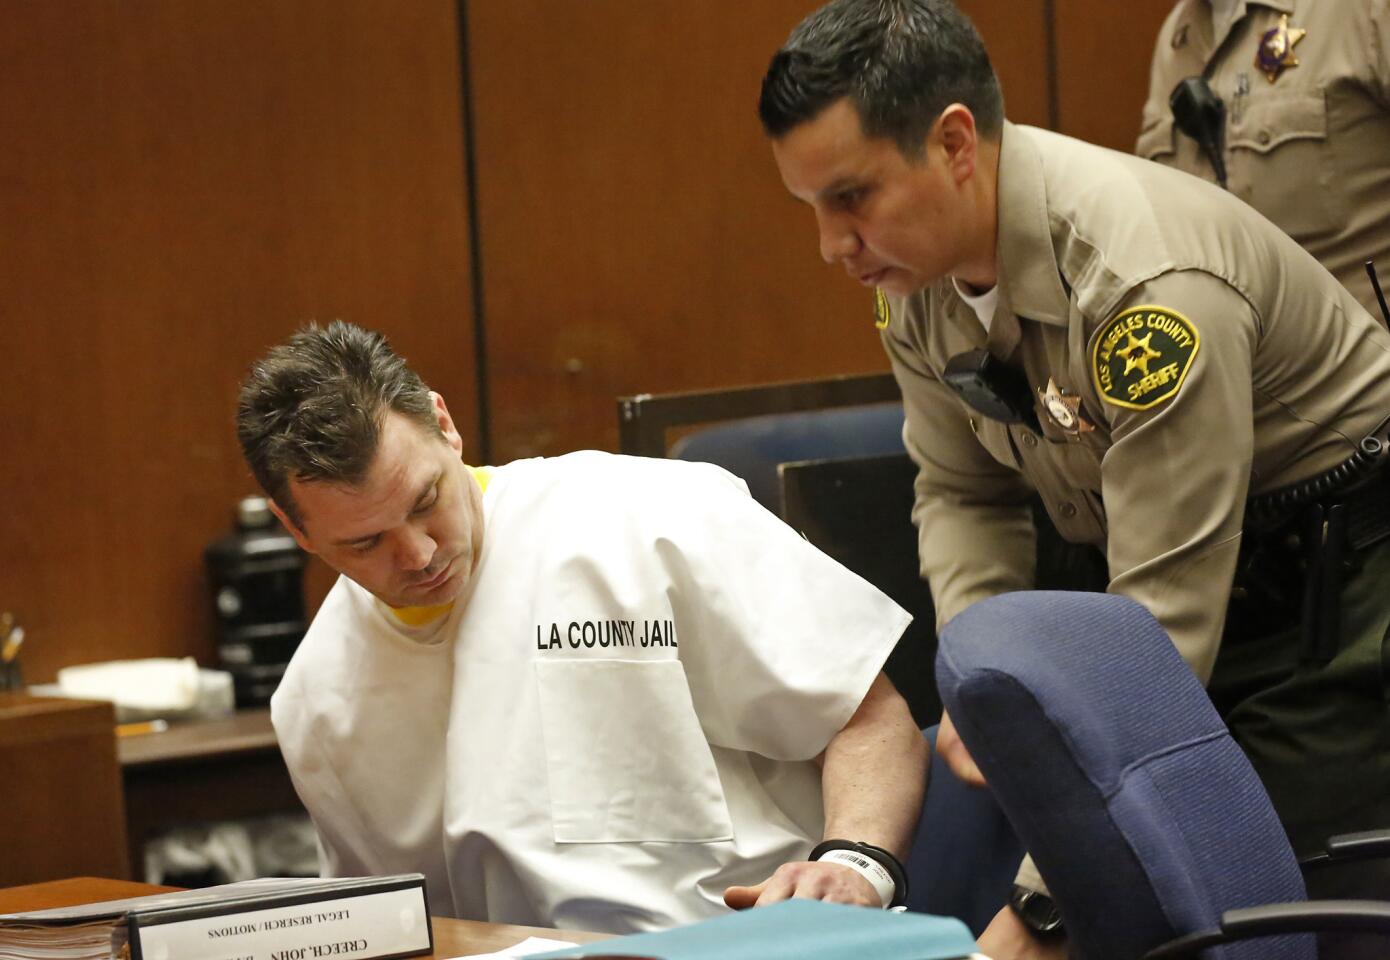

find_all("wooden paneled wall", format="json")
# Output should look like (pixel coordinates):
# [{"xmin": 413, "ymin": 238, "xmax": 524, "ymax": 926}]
[
  {"xmin": 0, "ymin": 1, "xmax": 477, "ymax": 680},
  {"xmin": 1053, "ymin": 0, "xmax": 1177, "ymax": 150},
  {"xmin": 2, "ymin": 0, "xmax": 1178, "ymax": 681},
  {"xmin": 469, "ymin": 0, "xmax": 1173, "ymax": 460}
]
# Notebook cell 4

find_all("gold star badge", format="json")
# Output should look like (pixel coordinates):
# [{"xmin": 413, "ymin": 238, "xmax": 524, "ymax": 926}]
[
  {"xmin": 1256, "ymin": 14, "xmax": 1306, "ymax": 83},
  {"xmin": 1037, "ymin": 378, "xmax": 1094, "ymax": 435},
  {"xmin": 1116, "ymin": 331, "xmax": 1162, "ymax": 376}
]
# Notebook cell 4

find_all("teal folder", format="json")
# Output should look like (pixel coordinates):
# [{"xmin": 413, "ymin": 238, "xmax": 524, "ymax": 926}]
[{"xmin": 530, "ymin": 900, "xmax": 978, "ymax": 959}]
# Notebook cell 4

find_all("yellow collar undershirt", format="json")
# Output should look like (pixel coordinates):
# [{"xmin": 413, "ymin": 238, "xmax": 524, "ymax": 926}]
[{"xmin": 386, "ymin": 465, "xmax": 489, "ymax": 627}]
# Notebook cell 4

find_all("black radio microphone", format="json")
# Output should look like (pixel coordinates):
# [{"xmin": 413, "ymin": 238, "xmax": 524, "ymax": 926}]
[
  {"xmin": 1367, "ymin": 260, "xmax": 1390, "ymax": 328},
  {"xmin": 1169, "ymin": 76, "xmax": 1228, "ymax": 189}
]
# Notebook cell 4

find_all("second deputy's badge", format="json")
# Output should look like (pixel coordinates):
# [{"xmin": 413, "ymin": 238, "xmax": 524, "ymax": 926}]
[{"xmin": 1256, "ymin": 14, "xmax": 1305, "ymax": 83}]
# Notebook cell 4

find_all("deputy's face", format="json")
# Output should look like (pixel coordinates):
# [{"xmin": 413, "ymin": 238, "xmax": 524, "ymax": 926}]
[
  {"xmin": 280, "ymin": 397, "xmax": 484, "ymax": 609},
  {"xmin": 772, "ymin": 98, "xmax": 968, "ymax": 297}
]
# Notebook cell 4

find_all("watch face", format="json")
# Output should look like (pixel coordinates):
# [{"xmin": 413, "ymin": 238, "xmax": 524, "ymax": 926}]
[{"xmin": 1011, "ymin": 887, "xmax": 1065, "ymax": 935}]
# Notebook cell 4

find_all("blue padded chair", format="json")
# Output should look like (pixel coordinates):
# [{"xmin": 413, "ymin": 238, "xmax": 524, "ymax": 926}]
[
  {"xmin": 905, "ymin": 725, "xmax": 1024, "ymax": 936},
  {"xmin": 936, "ymin": 591, "xmax": 1316, "ymax": 960}
]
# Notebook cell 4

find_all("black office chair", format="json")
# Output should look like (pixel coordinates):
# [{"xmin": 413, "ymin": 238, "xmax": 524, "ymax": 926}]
[{"xmin": 936, "ymin": 590, "xmax": 1390, "ymax": 959}]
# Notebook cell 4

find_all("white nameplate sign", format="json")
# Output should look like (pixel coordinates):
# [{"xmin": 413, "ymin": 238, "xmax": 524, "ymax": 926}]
[{"xmin": 129, "ymin": 885, "xmax": 430, "ymax": 960}]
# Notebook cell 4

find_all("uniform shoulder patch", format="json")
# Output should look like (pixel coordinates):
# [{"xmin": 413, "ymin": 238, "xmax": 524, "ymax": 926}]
[
  {"xmin": 1091, "ymin": 305, "xmax": 1199, "ymax": 410},
  {"xmin": 873, "ymin": 287, "xmax": 891, "ymax": 329}
]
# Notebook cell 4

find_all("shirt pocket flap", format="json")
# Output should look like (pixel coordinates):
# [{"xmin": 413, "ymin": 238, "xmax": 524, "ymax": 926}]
[
  {"xmin": 1048, "ymin": 436, "xmax": 1103, "ymax": 492},
  {"xmin": 1229, "ymin": 91, "xmax": 1327, "ymax": 153},
  {"xmin": 1136, "ymin": 115, "xmax": 1176, "ymax": 160},
  {"xmin": 535, "ymin": 658, "xmax": 734, "ymax": 844},
  {"xmin": 969, "ymin": 416, "xmax": 1021, "ymax": 470}
]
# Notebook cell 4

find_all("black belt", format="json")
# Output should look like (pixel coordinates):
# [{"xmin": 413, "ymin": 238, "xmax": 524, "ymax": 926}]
[
  {"xmin": 1236, "ymin": 466, "xmax": 1390, "ymax": 664},
  {"xmin": 1246, "ymin": 415, "xmax": 1390, "ymax": 529}
]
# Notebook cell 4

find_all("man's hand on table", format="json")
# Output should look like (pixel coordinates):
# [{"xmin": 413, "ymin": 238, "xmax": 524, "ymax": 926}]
[
  {"xmin": 722, "ymin": 860, "xmax": 882, "ymax": 909},
  {"xmin": 977, "ymin": 905, "xmax": 1068, "ymax": 960}
]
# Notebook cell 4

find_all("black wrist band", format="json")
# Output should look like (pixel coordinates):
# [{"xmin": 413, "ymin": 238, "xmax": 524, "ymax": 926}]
[
  {"xmin": 809, "ymin": 839, "xmax": 910, "ymax": 908},
  {"xmin": 1009, "ymin": 883, "xmax": 1065, "ymax": 938}
]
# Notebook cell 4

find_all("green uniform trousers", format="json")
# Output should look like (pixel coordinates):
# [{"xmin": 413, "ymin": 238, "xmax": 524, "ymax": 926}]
[{"xmin": 1213, "ymin": 530, "xmax": 1390, "ymax": 895}]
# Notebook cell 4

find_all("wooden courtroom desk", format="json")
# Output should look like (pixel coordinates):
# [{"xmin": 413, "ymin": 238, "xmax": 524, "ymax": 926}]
[
  {"xmin": 118, "ymin": 708, "xmax": 303, "ymax": 877},
  {"xmin": 0, "ymin": 878, "xmax": 612, "ymax": 957},
  {"xmin": 0, "ymin": 694, "xmax": 130, "ymax": 886}
]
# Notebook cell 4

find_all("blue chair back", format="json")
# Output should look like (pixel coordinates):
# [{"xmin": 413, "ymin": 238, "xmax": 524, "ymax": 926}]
[
  {"xmin": 670, "ymin": 403, "xmax": 904, "ymax": 513},
  {"xmin": 906, "ymin": 724, "xmax": 1024, "ymax": 935},
  {"xmin": 935, "ymin": 591, "xmax": 1312, "ymax": 960}
]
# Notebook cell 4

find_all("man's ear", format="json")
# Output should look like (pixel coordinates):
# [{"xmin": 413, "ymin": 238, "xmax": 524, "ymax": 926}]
[
  {"xmin": 430, "ymin": 391, "xmax": 465, "ymax": 456},
  {"xmin": 268, "ymin": 498, "xmax": 317, "ymax": 555},
  {"xmin": 935, "ymin": 104, "xmax": 979, "ymax": 185}
]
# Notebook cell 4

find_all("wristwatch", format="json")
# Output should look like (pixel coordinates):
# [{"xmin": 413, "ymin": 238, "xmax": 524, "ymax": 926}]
[{"xmin": 1009, "ymin": 883, "xmax": 1065, "ymax": 938}]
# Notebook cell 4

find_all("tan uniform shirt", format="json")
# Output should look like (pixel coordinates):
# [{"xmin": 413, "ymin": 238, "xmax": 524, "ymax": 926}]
[
  {"xmin": 882, "ymin": 121, "xmax": 1390, "ymax": 683},
  {"xmin": 1138, "ymin": 0, "xmax": 1390, "ymax": 318}
]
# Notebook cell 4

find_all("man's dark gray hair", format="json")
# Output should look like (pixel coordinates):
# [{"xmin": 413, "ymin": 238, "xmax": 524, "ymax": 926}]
[
  {"xmin": 759, "ymin": 0, "xmax": 1004, "ymax": 156},
  {"xmin": 237, "ymin": 321, "xmax": 442, "ymax": 528}
]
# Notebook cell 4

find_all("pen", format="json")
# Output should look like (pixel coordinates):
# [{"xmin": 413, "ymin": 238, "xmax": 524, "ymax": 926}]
[
  {"xmin": 1, "ymin": 625, "xmax": 24, "ymax": 664},
  {"xmin": 116, "ymin": 719, "xmax": 170, "ymax": 738}
]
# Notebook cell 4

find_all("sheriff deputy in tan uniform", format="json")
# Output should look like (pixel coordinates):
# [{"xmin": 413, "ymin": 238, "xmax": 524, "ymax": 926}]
[
  {"xmin": 1139, "ymin": 0, "xmax": 1390, "ymax": 319},
  {"xmin": 761, "ymin": 1, "xmax": 1390, "ymax": 958}
]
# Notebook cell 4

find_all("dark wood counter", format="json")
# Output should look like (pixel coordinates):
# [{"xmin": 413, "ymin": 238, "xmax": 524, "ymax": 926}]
[{"xmin": 118, "ymin": 708, "xmax": 303, "ymax": 876}]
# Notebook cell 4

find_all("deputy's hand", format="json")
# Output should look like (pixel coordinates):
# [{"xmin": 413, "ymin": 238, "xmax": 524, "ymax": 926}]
[
  {"xmin": 977, "ymin": 905, "xmax": 1068, "ymax": 960},
  {"xmin": 723, "ymin": 860, "xmax": 881, "ymax": 910},
  {"xmin": 938, "ymin": 709, "xmax": 986, "ymax": 787}
]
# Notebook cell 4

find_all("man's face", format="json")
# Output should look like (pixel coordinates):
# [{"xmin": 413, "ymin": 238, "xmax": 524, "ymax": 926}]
[
  {"xmin": 771, "ymin": 98, "xmax": 969, "ymax": 297},
  {"xmin": 278, "ymin": 397, "xmax": 484, "ymax": 609}
]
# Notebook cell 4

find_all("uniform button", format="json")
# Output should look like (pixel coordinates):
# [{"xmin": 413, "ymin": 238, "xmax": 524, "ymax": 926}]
[
  {"xmin": 1258, "ymin": 129, "xmax": 1271, "ymax": 145},
  {"xmin": 1060, "ymin": 501, "xmax": 1078, "ymax": 518},
  {"xmin": 1022, "ymin": 432, "xmax": 1038, "ymax": 448}
]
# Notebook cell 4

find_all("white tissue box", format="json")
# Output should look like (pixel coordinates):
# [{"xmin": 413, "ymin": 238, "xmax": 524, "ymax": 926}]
[{"xmin": 44, "ymin": 658, "xmax": 235, "ymax": 722}]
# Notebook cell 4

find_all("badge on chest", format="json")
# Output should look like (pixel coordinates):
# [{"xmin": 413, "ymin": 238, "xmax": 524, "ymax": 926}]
[
  {"xmin": 1256, "ymin": 14, "xmax": 1306, "ymax": 83},
  {"xmin": 1037, "ymin": 378, "xmax": 1095, "ymax": 436}
]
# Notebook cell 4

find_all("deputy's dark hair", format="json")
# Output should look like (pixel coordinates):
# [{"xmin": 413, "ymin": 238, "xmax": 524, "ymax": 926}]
[
  {"xmin": 236, "ymin": 321, "xmax": 442, "ymax": 529},
  {"xmin": 759, "ymin": 0, "xmax": 1003, "ymax": 156}
]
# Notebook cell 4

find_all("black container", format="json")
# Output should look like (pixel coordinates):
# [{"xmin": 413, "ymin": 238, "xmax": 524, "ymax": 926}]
[
  {"xmin": 226, "ymin": 660, "xmax": 291, "ymax": 709},
  {"xmin": 205, "ymin": 496, "xmax": 307, "ymax": 706}
]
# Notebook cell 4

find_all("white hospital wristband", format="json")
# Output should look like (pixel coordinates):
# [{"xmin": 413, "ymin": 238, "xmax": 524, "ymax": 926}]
[{"xmin": 814, "ymin": 848, "xmax": 896, "ymax": 909}]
